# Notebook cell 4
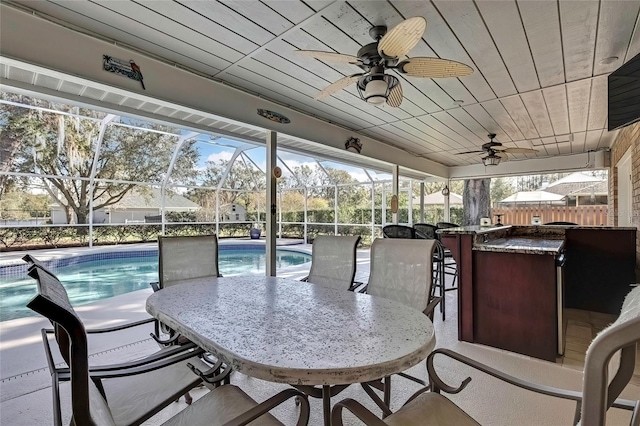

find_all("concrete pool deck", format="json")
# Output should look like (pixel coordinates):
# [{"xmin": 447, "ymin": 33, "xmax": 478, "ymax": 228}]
[{"xmin": 1, "ymin": 241, "xmax": 638, "ymax": 425}]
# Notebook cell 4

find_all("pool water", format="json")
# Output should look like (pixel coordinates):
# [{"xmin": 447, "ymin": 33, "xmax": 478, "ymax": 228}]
[{"xmin": 0, "ymin": 248, "xmax": 310, "ymax": 322}]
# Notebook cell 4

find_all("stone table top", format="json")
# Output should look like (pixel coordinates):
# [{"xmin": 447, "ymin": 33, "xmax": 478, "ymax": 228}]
[{"xmin": 146, "ymin": 276, "xmax": 435, "ymax": 386}]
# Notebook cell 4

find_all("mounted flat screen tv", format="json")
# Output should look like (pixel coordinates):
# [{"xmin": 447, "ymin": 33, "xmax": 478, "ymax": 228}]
[{"xmin": 608, "ymin": 52, "xmax": 640, "ymax": 131}]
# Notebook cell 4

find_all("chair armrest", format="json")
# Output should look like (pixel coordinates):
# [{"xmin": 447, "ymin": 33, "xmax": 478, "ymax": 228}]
[
  {"xmin": 223, "ymin": 388, "xmax": 311, "ymax": 426},
  {"xmin": 423, "ymin": 296, "xmax": 441, "ymax": 319},
  {"xmin": 331, "ymin": 398, "xmax": 387, "ymax": 426},
  {"xmin": 87, "ymin": 343, "xmax": 202, "ymax": 372},
  {"xmin": 150, "ymin": 281, "xmax": 160, "ymax": 292},
  {"xmin": 429, "ymin": 348, "xmax": 582, "ymax": 400},
  {"xmin": 85, "ymin": 317, "xmax": 157, "ymax": 334},
  {"xmin": 428, "ymin": 348, "xmax": 639, "ymax": 421},
  {"xmin": 88, "ymin": 347, "xmax": 204, "ymax": 379}
]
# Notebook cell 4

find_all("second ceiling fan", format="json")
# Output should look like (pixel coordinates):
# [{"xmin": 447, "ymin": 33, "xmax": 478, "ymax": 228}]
[
  {"xmin": 457, "ymin": 134, "xmax": 539, "ymax": 166},
  {"xmin": 296, "ymin": 17, "xmax": 474, "ymax": 107}
]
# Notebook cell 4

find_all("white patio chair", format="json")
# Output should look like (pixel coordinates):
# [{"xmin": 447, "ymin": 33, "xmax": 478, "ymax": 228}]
[
  {"xmin": 333, "ymin": 286, "xmax": 640, "ymax": 426},
  {"xmin": 22, "ymin": 259, "xmax": 212, "ymax": 426},
  {"xmin": 25, "ymin": 264, "xmax": 311, "ymax": 426},
  {"xmin": 151, "ymin": 234, "xmax": 222, "ymax": 341},
  {"xmin": 366, "ymin": 238, "xmax": 439, "ymax": 316},
  {"xmin": 151, "ymin": 235, "xmax": 225, "ymax": 399},
  {"xmin": 362, "ymin": 238, "xmax": 440, "ymax": 413},
  {"xmin": 302, "ymin": 235, "xmax": 361, "ymax": 291},
  {"xmin": 152, "ymin": 234, "xmax": 221, "ymax": 292}
]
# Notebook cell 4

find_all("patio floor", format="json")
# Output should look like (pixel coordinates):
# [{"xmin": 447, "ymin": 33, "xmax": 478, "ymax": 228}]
[{"xmin": 1, "ymin": 242, "xmax": 638, "ymax": 425}]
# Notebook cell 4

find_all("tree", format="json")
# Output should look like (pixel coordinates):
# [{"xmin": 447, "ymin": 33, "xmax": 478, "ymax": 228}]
[
  {"xmin": 490, "ymin": 177, "xmax": 516, "ymax": 205},
  {"xmin": 0, "ymin": 187, "xmax": 49, "ymax": 220},
  {"xmin": 463, "ymin": 178, "xmax": 491, "ymax": 226},
  {"xmin": 188, "ymin": 156, "xmax": 265, "ymax": 220},
  {"xmin": 2, "ymin": 94, "xmax": 199, "ymax": 224},
  {"xmin": 0, "ymin": 93, "xmax": 53, "ymax": 199}
]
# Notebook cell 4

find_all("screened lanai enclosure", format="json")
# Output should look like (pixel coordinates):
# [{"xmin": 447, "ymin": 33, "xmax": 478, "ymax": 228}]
[{"xmin": 0, "ymin": 91, "xmax": 454, "ymax": 250}]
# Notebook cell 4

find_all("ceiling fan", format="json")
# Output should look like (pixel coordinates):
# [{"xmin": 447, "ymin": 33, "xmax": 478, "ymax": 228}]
[
  {"xmin": 456, "ymin": 134, "xmax": 539, "ymax": 166},
  {"xmin": 295, "ymin": 17, "xmax": 473, "ymax": 107}
]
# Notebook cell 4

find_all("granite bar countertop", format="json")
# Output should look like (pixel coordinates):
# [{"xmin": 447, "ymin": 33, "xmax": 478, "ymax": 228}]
[
  {"xmin": 436, "ymin": 225, "xmax": 509, "ymax": 235},
  {"xmin": 437, "ymin": 225, "xmax": 636, "ymax": 235},
  {"xmin": 473, "ymin": 237, "xmax": 565, "ymax": 255}
]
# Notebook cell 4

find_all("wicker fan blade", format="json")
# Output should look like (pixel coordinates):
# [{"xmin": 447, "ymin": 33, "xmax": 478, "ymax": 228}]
[
  {"xmin": 315, "ymin": 74, "xmax": 362, "ymax": 100},
  {"xmin": 378, "ymin": 17, "xmax": 426, "ymax": 60},
  {"xmin": 295, "ymin": 50, "xmax": 360, "ymax": 64},
  {"xmin": 495, "ymin": 152, "xmax": 509, "ymax": 161},
  {"xmin": 386, "ymin": 82, "xmax": 403, "ymax": 107},
  {"xmin": 456, "ymin": 150, "xmax": 484, "ymax": 155},
  {"xmin": 397, "ymin": 57, "xmax": 474, "ymax": 78},
  {"xmin": 501, "ymin": 147, "xmax": 538, "ymax": 154}
]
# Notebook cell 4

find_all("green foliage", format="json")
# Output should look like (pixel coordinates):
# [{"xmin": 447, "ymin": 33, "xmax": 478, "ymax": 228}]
[
  {"xmin": 0, "ymin": 189, "xmax": 50, "ymax": 220},
  {"xmin": 490, "ymin": 178, "xmax": 516, "ymax": 205},
  {"xmin": 1, "ymin": 93, "xmax": 199, "ymax": 224},
  {"xmin": 0, "ymin": 222, "xmax": 265, "ymax": 250}
]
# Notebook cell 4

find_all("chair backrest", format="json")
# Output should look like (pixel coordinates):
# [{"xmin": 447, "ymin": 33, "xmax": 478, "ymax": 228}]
[
  {"xmin": 307, "ymin": 235, "xmax": 361, "ymax": 290},
  {"xmin": 581, "ymin": 286, "xmax": 640, "ymax": 425},
  {"xmin": 23, "ymin": 255, "xmax": 75, "ymax": 366},
  {"xmin": 414, "ymin": 223, "xmax": 438, "ymax": 240},
  {"xmin": 382, "ymin": 224, "xmax": 416, "ymax": 239},
  {"xmin": 158, "ymin": 235, "xmax": 220, "ymax": 288},
  {"xmin": 366, "ymin": 238, "xmax": 436, "ymax": 312},
  {"xmin": 25, "ymin": 265, "xmax": 110, "ymax": 425}
]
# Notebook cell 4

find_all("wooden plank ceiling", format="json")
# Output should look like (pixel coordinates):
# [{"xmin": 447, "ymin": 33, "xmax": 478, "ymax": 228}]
[{"xmin": 8, "ymin": 0, "xmax": 640, "ymax": 167}]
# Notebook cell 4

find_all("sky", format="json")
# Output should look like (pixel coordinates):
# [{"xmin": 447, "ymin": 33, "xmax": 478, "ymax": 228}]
[{"xmin": 191, "ymin": 136, "xmax": 391, "ymax": 185}]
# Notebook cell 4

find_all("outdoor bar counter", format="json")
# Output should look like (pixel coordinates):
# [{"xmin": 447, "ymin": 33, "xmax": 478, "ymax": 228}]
[{"xmin": 438, "ymin": 225, "xmax": 636, "ymax": 362}]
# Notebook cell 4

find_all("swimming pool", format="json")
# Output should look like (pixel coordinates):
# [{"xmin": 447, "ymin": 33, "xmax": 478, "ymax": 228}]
[{"xmin": 0, "ymin": 246, "xmax": 311, "ymax": 322}]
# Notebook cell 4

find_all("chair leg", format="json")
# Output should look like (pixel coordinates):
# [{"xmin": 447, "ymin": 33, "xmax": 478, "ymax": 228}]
[{"xmin": 383, "ymin": 376, "xmax": 391, "ymax": 414}]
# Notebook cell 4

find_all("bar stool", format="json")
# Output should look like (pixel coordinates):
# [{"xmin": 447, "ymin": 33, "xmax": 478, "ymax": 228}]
[
  {"xmin": 414, "ymin": 223, "xmax": 456, "ymax": 321},
  {"xmin": 434, "ymin": 222, "xmax": 460, "ymax": 321}
]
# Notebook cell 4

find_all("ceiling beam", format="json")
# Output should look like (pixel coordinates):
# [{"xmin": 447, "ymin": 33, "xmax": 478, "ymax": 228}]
[{"xmin": 449, "ymin": 150, "xmax": 607, "ymax": 180}]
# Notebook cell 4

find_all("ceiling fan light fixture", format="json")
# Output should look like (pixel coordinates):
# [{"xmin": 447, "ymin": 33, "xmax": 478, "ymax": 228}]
[
  {"xmin": 364, "ymin": 79, "xmax": 388, "ymax": 104},
  {"xmin": 357, "ymin": 73, "xmax": 399, "ymax": 105},
  {"xmin": 482, "ymin": 155, "xmax": 501, "ymax": 166}
]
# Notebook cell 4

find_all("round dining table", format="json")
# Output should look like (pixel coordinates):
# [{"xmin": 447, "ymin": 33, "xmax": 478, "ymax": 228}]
[{"xmin": 146, "ymin": 276, "xmax": 436, "ymax": 425}]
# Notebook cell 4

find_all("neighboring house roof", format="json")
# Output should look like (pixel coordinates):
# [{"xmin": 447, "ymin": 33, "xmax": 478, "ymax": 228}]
[
  {"xmin": 545, "ymin": 172, "xmax": 603, "ymax": 187},
  {"xmin": 543, "ymin": 173, "xmax": 607, "ymax": 197},
  {"xmin": 414, "ymin": 192, "xmax": 463, "ymax": 205},
  {"xmin": 104, "ymin": 188, "xmax": 200, "ymax": 211},
  {"xmin": 499, "ymin": 191, "xmax": 566, "ymax": 203},
  {"xmin": 567, "ymin": 181, "xmax": 608, "ymax": 195}
]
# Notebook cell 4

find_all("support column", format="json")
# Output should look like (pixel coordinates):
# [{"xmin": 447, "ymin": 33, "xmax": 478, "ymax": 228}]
[
  {"xmin": 266, "ymin": 131, "xmax": 277, "ymax": 277},
  {"xmin": 303, "ymin": 187, "xmax": 308, "ymax": 244},
  {"xmin": 392, "ymin": 165, "xmax": 399, "ymax": 225},
  {"xmin": 420, "ymin": 182, "xmax": 425, "ymax": 223},
  {"xmin": 278, "ymin": 189, "xmax": 282, "ymax": 239},
  {"xmin": 444, "ymin": 179, "xmax": 451, "ymax": 222},
  {"xmin": 371, "ymin": 182, "xmax": 375, "ymax": 242},
  {"xmin": 334, "ymin": 185, "xmax": 338, "ymax": 235},
  {"xmin": 382, "ymin": 185, "xmax": 387, "ymax": 226},
  {"xmin": 408, "ymin": 180, "xmax": 413, "ymax": 225}
]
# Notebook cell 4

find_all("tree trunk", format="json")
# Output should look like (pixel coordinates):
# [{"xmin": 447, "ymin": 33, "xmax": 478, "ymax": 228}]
[
  {"xmin": 463, "ymin": 178, "xmax": 491, "ymax": 226},
  {"xmin": 64, "ymin": 205, "xmax": 74, "ymax": 224}
]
